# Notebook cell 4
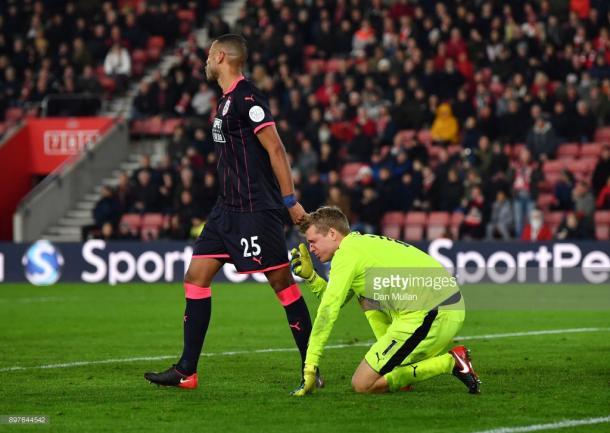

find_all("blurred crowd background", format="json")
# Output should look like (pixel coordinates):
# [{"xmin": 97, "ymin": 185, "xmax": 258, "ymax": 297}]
[{"xmin": 2, "ymin": 0, "xmax": 610, "ymax": 242}]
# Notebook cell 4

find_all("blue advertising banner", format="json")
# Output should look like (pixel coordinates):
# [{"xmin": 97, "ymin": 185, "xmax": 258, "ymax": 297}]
[{"xmin": 0, "ymin": 239, "xmax": 609, "ymax": 286}]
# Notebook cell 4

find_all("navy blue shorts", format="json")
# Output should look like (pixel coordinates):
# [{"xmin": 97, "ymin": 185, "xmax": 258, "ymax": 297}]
[{"xmin": 192, "ymin": 206, "xmax": 290, "ymax": 274}]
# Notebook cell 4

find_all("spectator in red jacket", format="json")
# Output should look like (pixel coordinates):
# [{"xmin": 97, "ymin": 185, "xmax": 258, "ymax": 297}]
[{"xmin": 521, "ymin": 209, "xmax": 553, "ymax": 241}]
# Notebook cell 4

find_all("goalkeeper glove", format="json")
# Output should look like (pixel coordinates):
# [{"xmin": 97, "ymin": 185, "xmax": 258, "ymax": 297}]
[
  {"xmin": 290, "ymin": 243, "xmax": 316, "ymax": 282},
  {"xmin": 291, "ymin": 364, "xmax": 317, "ymax": 396}
]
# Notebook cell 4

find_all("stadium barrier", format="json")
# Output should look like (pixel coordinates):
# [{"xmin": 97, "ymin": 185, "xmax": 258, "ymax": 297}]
[
  {"xmin": 12, "ymin": 120, "xmax": 127, "ymax": 243},
  {"xmin": 1, "ymin": 239, "xmax": 608, "ymax": 286}
]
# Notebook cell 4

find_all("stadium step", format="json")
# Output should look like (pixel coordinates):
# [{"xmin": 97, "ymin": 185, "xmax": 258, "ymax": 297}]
[
  {"xmin": 66, "ymin": 210, "xmax": 94, "ymax": 219},
  {"xmin": 76, "ymin": 202, "xmax": 96, "ymax": 211},
  {"xmin": 58, "ymin": 217, "xmax": 95, "ymax": 227},
  {"xmin": 46, "ymin": 226, "xmax": 82, "ymax": 236}
]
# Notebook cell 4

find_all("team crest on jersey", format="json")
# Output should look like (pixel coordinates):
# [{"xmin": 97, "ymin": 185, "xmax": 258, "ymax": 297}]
[
  {"xmin": 222, "ymin": 98, "xmax": 231, "ymax": 116},
  {"xmin": 212, "ymin": 117, "xmax": 226, "ymax": 143}
]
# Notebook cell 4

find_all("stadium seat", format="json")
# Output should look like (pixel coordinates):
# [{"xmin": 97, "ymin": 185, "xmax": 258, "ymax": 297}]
[
  {"xmin": 417, "ymin": 129, "xmax": 432, "ymax": 145},
  {"xmin": 595, "ymin": 225, "xmax": 610, "ymax": 240},
  {"xmin": 381, "ymin": 224, "xmax": 402, "ymax": 239},
  {"xmin": 162, "ymin": 118, "xmax": 184, "ymax": 135},
  {"xmin": 450, "ymin": 212, "xmax": 464, "ymax": 239},
  {"xmin": 594, "ymin": 127, "xmax": 610, "ymax": 143},
  {"xmin": 544, "ymin": 211, "xmax": 564, "ymax": 233},
  {"xmin": 593, "ymin": 211, "xmax": 610, "ymax": 240},
  {"xmin": 536, "ymin": 193, "xmax": 556, "ymax": 211},
  {"xmin": 543, "ymin": 160, "xmax": 564, "ymax": 173},
  {"xmin": 381, "ymin": 211, "xmax": 405, "ymax": 239},
  {"xmin": 580, "ymin": 143, "xmax": 602, "ymax": 158},
  {"xmin": 141, "ymin": 213, "xmax": 164, "ymax": 241},
  {"xmin": 381, "ymin": 211, "xmax": 405, "ymax": 226},
  {"xmin": 340, "ymin": 163, "xmax": 365, "ymax": 188},
  {"xmin": 594, "ymin": 210, "xmax": 610, "ymax": 224},
  {"xmin": 557, "ymin": 143, "xmax": 579, "ymax": 158},
  {"xmin": 426, "ymin": 211, "xmax": 450, "ymax": 240},
  {"xmin": 404, "ymin": 225, "xmax": 424, "ymax": 241},
  {"xmin": 120, "ymin": 214, "xmax": 142, "ymax": 236},
  {"xmin": 405, "ymin": 211, "xmax": 427, "ymax": 225},
  {"xmin": 5, "ymin": 107, "xmax": 24, "ymax": 123}
]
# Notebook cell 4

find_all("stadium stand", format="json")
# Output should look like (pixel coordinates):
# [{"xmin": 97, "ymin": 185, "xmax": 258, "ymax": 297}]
[{"xmin": 6, "ymin": 0, "xmax": 610, "ymax": 242}]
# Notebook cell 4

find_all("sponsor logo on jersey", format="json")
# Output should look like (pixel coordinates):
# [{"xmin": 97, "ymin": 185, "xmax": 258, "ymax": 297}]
[
  {"xmin": 212, "ymin": 117, "xmax": 226, "ymax": 143},
  {"xmin": 222, "ymin": 98, "xmax": 231, "ymax": 116},
  {"xmin": 249, "ymin": 105, "xmax": 265, "ymax": 122}
]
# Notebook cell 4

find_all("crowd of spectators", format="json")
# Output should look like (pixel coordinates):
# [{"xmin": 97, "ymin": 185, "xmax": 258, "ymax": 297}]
[
  {"xmin": 113, "ymin": 0, "xmax": 610, "ymax": 242},
  {"xmin": 0, "ymin": 0, "xmax": 214, "ymax": 127}
]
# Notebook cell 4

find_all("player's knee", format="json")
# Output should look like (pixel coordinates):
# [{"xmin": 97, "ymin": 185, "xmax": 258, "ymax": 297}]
[{"xmin": 351, "ymin": 375, "xmax": 371, "ymax": 394}]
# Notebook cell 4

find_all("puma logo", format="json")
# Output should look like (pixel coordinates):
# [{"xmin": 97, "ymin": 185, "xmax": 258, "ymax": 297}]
[
  {"xmin": 244, "ymin": 95, "xmax": 255, "ymax": 102},
  {"xmin": 252, "ymin": 256, "xmax": 263, "ymax": 265},
  {"xmin": 289, "ymin": 321, "xmax": 301, "ymax": 331}
]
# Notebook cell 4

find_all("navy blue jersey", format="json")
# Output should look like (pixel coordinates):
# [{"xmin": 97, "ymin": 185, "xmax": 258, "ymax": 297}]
[{"xmin": 211, "ymin": 76, "xmax": 282, "ymax": 212}]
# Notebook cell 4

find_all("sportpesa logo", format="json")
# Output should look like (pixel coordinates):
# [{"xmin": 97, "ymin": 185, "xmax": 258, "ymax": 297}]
[{"xmin": 22, "ymin": 240, "xmax": 65, "ymax": 286}]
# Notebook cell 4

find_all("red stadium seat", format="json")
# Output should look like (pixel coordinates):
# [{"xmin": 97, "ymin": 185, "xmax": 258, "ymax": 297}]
[
  {"xmin": 381, "ymin": 211, "xmax": 405, "ymax": 226},
  {"xmin": 404, "ymin": 225, "xmax": 424, "ymax": 241},
  {"xmin": 5, "ymin": 107, "xmax": 24, "ymax": 123},
  {"xmin": 417, "ymin": 129, "xmax": 432, "ymax": 145},
  {"xmin": 536, "ymin": 193, "xmax": 556, "ymax": 211},
  {"xmin": 162, "ymin": 118, "xmax": 184, "ymax": 135},
  {"xmin": 120, "ymin": 214, "xmax": 142, "ymax": 236},
  {"xmin": 405, "ymin": 211, "xmax": 427, "ymax": 225},
  {"xmin": 340, "ymin": 163, "xmax": 365, "ymax": 188},
  {"xmin": 142, "ymin": 213, "xmax": 164, "ymax": 226},
  {"xmin": 427, "ymin": 211, "xmax": 450, "ymax": 240},
  {"xmin": 381, "ymin": 214, "xmax": 403, "ymax": 238},
  {"xmin": 428, "ymin": 211, "xmax": 450, "ymax": 225},
  {"xmin": 595, "ymin": 225, "xmax": 610, "ymax": 240},
  {"xmin": 594, "ymin": 127, "xmax": 610, "ymax": 143},
  {"xmin": 543, "ymin": 160, "xmax": 564, "ymax": 173},
  {"xmin": 580, "ymin": 143, "xmax": 602, "ymax": 158},
  {"xmin": 557, "ymin": 143, "xmax": 579, "ymax": 158},
  {"xmin": 544, "ymin": 211, "xmax": 564, "ymax": 225},
  {"xmin": 594, "ymin": 210, "xmax": 610, "ymax": 224},
  {"xmin": 450, "ymin": 212, "xmax": 464, "ymax": 239},
  {"xmin": 381, "ymin": 224, "xmax": 402, "ymax": 239}
]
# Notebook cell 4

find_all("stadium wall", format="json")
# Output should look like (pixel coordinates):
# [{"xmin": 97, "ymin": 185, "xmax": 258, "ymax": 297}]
[
  {"xmin": 12, "ymin": 121, "xmax": 126, "ymax": 243},
  {"xmin": 1, "ymin": 239, "xmax": 608, "ymax": 286}
]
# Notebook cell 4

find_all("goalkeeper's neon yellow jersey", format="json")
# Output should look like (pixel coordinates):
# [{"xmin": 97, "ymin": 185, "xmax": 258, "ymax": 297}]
[{"xmin": 305, "ymin": 232, "xmax": 454, "ymax": 367}]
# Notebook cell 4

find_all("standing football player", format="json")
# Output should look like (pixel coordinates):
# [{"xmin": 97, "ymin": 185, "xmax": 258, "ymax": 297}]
[{"xmin": 145, "ymin": 34, "xmax": 317, "ymax": 389}]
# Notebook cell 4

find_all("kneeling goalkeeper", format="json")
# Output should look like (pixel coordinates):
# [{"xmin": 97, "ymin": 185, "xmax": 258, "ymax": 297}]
[{"xmin": 291, "ymin": 206, "xmax": 481, "ymax": 395}]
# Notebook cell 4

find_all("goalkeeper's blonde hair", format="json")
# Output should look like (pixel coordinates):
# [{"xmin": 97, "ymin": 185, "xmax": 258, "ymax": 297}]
[{"xmin": 299, "ymin": 206, "xmax": 350, "ymax": 236}]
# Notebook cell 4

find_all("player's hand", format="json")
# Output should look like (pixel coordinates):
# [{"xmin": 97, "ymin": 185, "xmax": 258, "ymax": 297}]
[
  {"xmin": 290, "ymin": 243, "xmax": 314, "ymax": 281},
  {"xmin": 291, "ymin": 364, "xmax": 317, "ymax": 396},
  {"xmin": 288, "ymin": 202, "xmax": 306, "ymax": 224}
]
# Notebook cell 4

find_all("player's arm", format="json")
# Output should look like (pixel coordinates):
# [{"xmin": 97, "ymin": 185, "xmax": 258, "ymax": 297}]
[
  {"xmin": 257, "ymin": 125, "xmax": 306, "ymax": 224},
  {"xmin": 292, "ymin": 252, "xmax": 355, "ymax": 396},
  {"xmin": 290, "ymin": 243, "xmax": 354, "ymax": 305}
]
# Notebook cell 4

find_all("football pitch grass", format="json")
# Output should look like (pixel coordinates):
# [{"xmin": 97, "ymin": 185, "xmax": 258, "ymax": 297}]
[{"xmin": 1, "ymin": 282, "xmax": 609, "ymax": 433}]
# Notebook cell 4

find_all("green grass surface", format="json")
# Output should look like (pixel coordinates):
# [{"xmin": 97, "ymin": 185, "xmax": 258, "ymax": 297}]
[{"xmin": 0, "ymin": 283, "xmax": 609, "ymax": 433}]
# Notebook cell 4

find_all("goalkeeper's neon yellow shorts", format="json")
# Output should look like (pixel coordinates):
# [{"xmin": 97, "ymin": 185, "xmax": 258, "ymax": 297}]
[{"xmin": 365, "ymin": 308, "xmax": 465, "ymax": 375}]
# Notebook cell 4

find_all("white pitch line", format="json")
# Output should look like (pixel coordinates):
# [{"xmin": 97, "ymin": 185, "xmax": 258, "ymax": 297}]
[
  {"xmin": 471, "ymin": 415, "xmax": 610, "ymax": 433},
  {"xmin": 1, "ymin": 327, "xmax": 609, "ymax": 373}
]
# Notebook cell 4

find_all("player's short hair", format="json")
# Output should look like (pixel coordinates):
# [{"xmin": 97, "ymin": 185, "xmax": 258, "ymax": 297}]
[
  {"xmin": 214, "ymin": 33, "xmax": 248, "ymax": 67},
  {"xmin": 300, "ymin": 206, "xmax": 351, "ymax": 236}
]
